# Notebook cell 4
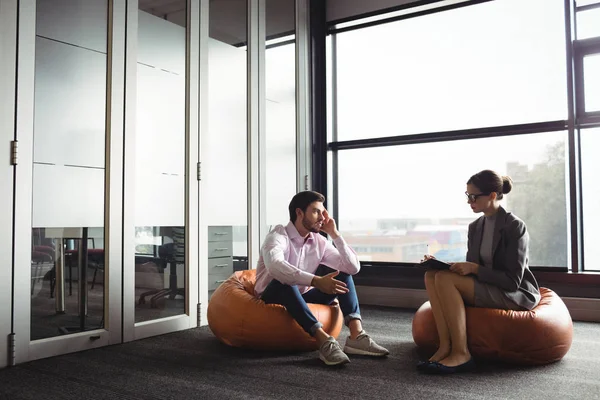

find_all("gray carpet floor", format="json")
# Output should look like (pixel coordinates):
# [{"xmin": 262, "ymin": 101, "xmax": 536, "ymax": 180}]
[{"xmin": 0, "ymin": 306, "xmax": 599, "ymax": 400}]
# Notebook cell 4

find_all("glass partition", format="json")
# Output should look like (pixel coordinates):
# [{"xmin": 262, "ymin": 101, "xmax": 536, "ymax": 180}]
[
  {"xmin": 265, "ymin": 0, "xmax": 297, "ymax": 232},
  {"xmin": 134, "ymin": 1, "xmax": 187, "ymax": 322},
  {"xmin": 207, "ymin": 0, "xmax": 248, "ymax": 294},
  {"xmin": 30, "ymin": 0, "xmax": 108, "ymax": 339}
]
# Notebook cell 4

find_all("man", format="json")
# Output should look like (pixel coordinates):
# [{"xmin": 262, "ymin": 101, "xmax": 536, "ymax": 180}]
[{"xmin": 255, "ymin": 190, "xmax": 389, "ymax": 366}]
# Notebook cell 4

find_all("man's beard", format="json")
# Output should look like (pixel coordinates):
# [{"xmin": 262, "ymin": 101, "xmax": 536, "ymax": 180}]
[{"xmin": 302, "ymin": 216, "xmax": 320, "ymax": 233}]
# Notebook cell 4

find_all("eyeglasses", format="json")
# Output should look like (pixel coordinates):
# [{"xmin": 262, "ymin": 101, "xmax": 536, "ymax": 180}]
[{"xmin": 465, "ymin": 191, "xmax": 490, "ymax": 203}]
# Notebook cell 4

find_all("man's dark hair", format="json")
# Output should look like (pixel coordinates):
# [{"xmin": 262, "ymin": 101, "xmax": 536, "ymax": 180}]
[{"xmin": 288, "ymin": 191, "xmax": 325, "ymax": 222}]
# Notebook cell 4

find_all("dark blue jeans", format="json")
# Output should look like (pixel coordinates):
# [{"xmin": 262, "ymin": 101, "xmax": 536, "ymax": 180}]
[{"xmin": 260, "ymin": 265, "xmax": 361, "ymax": 335}]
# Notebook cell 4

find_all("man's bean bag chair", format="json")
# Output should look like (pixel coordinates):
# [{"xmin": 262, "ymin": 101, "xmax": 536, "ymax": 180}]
[
  {"xmin": 412, "ymin": 287, "xmax": 573, "ymax": 365},
  {"xmin": 207, "ymin": 269, "xmax": 344, "ymax": 351}
]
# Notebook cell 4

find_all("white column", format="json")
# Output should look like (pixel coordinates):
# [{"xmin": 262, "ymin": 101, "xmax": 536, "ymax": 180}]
[{"xmin": 0, "ymin": 0, "xmax": 18, "ymax": 369}]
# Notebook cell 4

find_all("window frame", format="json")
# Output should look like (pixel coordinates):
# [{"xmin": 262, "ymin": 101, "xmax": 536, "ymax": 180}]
[{"xmin": 315, "ymin": 0, "xmax": 600, "ymax": 295}]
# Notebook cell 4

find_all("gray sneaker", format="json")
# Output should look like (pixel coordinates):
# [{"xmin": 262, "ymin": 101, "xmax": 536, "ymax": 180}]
[
  {"xmin": 318, "ymin": 337, "xmax": 350, "ymax": 366},
  {"xmin": 343, "ymin": 331, "xmax": 390, "ymax": 357}
]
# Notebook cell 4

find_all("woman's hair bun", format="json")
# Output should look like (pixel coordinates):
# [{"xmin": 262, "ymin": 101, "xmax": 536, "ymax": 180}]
[{"xmin": 502, "ymin": 175, "xmax": 513, "ymax": 194}]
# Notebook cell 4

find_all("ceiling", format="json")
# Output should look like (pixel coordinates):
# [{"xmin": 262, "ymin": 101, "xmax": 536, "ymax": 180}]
[{"xmin": 138, "ymin": 0, "xmax": 295, "ymax": 46}]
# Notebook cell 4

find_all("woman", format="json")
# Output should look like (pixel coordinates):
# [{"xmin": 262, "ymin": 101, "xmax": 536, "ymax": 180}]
[{"xmin": 419, "ymin": 169, "xmax": 541, "ymax": 374}]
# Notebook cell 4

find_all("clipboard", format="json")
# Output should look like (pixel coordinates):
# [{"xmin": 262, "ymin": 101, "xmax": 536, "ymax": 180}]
[{"xmin": 417, "ymin": 258, "xmax": 451, "ymax": 270}]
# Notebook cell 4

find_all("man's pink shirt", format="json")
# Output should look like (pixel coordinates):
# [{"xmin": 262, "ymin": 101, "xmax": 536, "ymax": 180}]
[{"xmin": 254, "ymin": 221, "xmax": 361, "ymax": 297}]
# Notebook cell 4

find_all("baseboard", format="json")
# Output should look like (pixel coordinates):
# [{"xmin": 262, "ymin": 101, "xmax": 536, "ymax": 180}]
[
  {"xmin": 356, "ymin": 286, "xmax": 429, "ymax": 310},
  {"xmin": 356, "ymin": 286, "xmax": 600, "ymax": 322},
  {"xmin": 562, "ymin": 297, "xmax": 600, "ymax": 322}
]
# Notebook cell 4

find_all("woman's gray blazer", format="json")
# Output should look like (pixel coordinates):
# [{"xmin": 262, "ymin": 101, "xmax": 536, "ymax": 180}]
[{"xmin": 466, "ymin": 206, "xmax": 541, "ymax": 310}]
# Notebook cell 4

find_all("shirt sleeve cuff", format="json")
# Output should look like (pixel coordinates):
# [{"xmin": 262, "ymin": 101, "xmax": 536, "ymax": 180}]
[
  {"xmin": 332, "ymin": 236, "xmax": 346, "ymax": 246},
  {"xmin": 298, "ymin": 270, "xmax": 315, "ymax": 287}
]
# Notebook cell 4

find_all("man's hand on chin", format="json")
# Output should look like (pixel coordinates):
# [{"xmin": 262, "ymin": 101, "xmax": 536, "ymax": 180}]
[{"xmin": 320, "ymin": 209, "xmax": 340, "ymax": 239}]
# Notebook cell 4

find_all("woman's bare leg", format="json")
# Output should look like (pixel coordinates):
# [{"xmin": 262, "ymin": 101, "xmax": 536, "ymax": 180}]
[
  {"xmin": 424, "ymin": 270, "xmax": 451, "ymax": 362},
  {"xmin": 433, "ymin": 271, "xmax": 475, "ymax": 367}
]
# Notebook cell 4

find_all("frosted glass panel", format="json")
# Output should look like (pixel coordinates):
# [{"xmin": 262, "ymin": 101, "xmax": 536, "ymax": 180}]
[
  {"xmin": 134, "ymin": 12, "xmax": 186, "ymax": 227},
  {"xmin": 207, "ymin": 0, "xmax": 248, "ymax": 280},
  {"xmin": 36, "ymin": 0, "xmax": 107, "ymax": 52},
  {"xmin": 33, "ymin": 37, "xmax": 106, "ymax": 168},
  {"xmin": 32, "ymin": 164, "xmax": 104, "ymax": 228},
  {"xmin": 206, "ymin": 38, "xmax": 248, "ymax": 226},
  {"xmin": 136, "ymin": 65, "xmax": 185, "ymax": 176},
  {"xmin": 135, "ymin": 174, "xmax": 185, "ymax": 227},
  {"xmin": 138, "ymin": 11, "xmax": 186, "ymax": 75},
  {"xmin": 265, "ymin": 0, "xmax": 297, "ymax": 229},
  {"xmin": 134, "ymin": 5, "xmax": 187, "ymax": 322}
]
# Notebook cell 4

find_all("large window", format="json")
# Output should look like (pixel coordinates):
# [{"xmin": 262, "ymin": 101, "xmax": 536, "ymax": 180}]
[
  {"xmin": 327, "ymin": 0, "xmax": 580, "ymax": 271},
  {"xmin": 331, "ymin": 0, "xmax": 567, "ymax": 142},
  {"xmin": 336, "ymin": 133, "xmax": 568, "ymax": 267}
]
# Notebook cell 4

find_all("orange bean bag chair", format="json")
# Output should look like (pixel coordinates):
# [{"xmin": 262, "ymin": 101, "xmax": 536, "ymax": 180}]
[
  {"xmin": 412, "ymin": 287, "xmax": 573, "ymax": 365},
  {"xmin": 207, "ymin": 269, "xmax": 344, "ymax": 351}
]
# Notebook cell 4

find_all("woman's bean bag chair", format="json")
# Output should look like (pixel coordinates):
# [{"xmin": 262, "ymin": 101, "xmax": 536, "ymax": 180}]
[
  {"xmin": 207, "ymin": 269, "xmax": 344, "ymax": 351},
  {"xmin": 412, "ymin": 287, "xmax": 573, "ymax": 365}
]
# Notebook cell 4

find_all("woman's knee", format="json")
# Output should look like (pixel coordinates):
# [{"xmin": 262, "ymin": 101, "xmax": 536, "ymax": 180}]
[
  {"xmin": 433, "ymin": 270, "xmax": 454, "ymax": 290},
  {"xmin": 424, "ymin": 270, "xmax": 437, "ymax": 288}
]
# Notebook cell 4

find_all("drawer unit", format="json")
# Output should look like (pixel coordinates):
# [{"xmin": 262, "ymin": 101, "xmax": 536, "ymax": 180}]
[
  {"xmin": 207, "ymin": 226, "xmax": 233, "ymax": 299},
  {"xmin": 208, "ymin": 274, "xmax": 230, "ymax": 292},
  {"xmin": 208, "ymin": 226, "xmax": 232, "ymax": 243},
  {"xmin": 208, "ymin": 257, "xmax": 233, "ymax": 275},
  {"xmin": 207, "ymin": 240, "xmax": 233, "ymax": 258}
]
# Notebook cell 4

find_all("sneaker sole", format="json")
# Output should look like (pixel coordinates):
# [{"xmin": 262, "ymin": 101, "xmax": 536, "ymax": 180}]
[
  {"xmin": 319, "ymin": 354, "xmax": 350, "ymax": 366},
  {"xmin": 343, "ymin": 346, "xmax": 389, "ymax": 357}
]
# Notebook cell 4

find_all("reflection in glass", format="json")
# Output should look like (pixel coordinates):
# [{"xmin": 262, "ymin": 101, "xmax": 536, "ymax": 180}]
[
  {"xmin": 581, "ymin": 129, "xmax": 600, "ymax": 272},
  {"xmin": 583, "ymin": 54, "xmax": 600, "ymax": 112},
  {"xmin": 207, "ymin": 0, "xmax": 248, "ymax": 294},
  {"xmin": 134, "ymin": 2, "xmax": 187, "ymax": 322},
  {"xmin": 30, "ymin": 1, "xmax": 108, "ymax": 340},
  {"xmin": 335, "ymin": 132, "xmax": 568, "ymax": 267}
]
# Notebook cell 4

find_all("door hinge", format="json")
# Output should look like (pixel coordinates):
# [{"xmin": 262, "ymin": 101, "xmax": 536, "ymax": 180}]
[
  {"xmin": 304, "ymin": 174, "xmax": 309, "ymax": 190},
  {"xmin": 197, "ymin": 303, "xmax": 201, "ymax": 327},
  {"xmin": 196, "ymin": 162, "xmax": 201, "ymax": 181},
  {"xmin": 8, "ymin": 333, "xmax": 16, "ymax": 366},
  {"xmin": 10, "ymin": 140, "xmax": 18, "ymax": 166}
]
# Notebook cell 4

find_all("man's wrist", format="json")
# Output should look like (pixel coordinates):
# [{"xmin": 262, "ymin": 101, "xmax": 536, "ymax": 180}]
[
  {"xmin": 311, "ymin": 275, "xmax": 320, "ymax": 287},
  {"xmin": 329, "ymin": 230, "xmax": 340, "ymax": 240}
]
